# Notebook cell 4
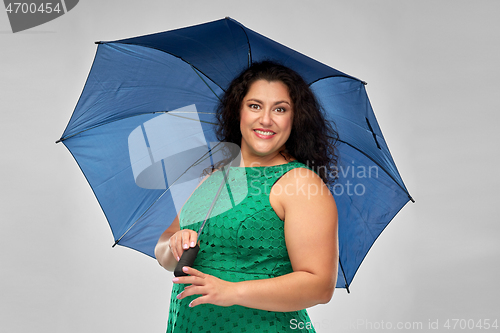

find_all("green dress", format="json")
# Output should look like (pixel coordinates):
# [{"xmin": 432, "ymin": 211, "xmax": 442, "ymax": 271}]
[{"xmin": 167, "ymin": 161, "xmax": 316, "ymax": 333}]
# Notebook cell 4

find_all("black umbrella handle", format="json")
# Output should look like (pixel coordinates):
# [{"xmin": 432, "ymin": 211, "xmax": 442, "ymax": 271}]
[{"xmin": 174, "ymin": 244, "xmax": 200, "ymax": 277}]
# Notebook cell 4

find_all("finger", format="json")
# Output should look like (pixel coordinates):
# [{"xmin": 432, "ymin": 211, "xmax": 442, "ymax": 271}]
[
  {"xmin": 175, "ymin": 231, "xmax": 188, "ymax": 256},
  {"xmin": 181, "ymin": 230, "xmax": 193, "ymax": 250},
  {"xmin": 188, "ymin": 231, "xmax": 198, "ymax": 248},
  {"xmin": 177, "ymin": 285, "xmax": 204, "ymax": 299},
  {"xmin": 172, "ymin": 275, "xmax": 205, "ymax": 286},
  {"xmin": 182, "ymin": 266, "xmax": 204, "ymax": 277},
  {"xmin": 188, "ymin": 295, "xmax": 211, "ymax": 308},
  {"xmin": 168, "ymin": 235, "xmax": 176, "ymax": 260},
  {"xmin": 169, "ymin": 235, "xmax": 180, "ymax": 261}
]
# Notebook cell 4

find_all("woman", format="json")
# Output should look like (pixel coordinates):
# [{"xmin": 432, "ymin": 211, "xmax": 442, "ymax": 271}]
[{"xmin": 155, "ymin": 61, "xmax": 339, "ymax": 332}]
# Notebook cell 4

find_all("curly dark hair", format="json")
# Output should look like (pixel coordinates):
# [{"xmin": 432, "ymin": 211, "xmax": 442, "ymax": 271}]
[{"xmin": 215, "ymin": 61, "xmax": 338, "ymax": 185}]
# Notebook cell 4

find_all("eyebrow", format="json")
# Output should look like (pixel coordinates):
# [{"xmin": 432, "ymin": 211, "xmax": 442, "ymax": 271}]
[{"xmin": 246, "ymin": 98, "xmax": 291, "ymax": 106}]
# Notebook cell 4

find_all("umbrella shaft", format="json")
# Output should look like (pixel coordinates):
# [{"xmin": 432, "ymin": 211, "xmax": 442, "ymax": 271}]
[{"xmin": 197, "ymin": 166, "xmax": 231, "ymax": 236}]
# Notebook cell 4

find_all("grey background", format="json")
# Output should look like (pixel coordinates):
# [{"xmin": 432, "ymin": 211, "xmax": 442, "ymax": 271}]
[{"xmin": 1, "ymin": 1, "xmax": 499, "ymax": 332}]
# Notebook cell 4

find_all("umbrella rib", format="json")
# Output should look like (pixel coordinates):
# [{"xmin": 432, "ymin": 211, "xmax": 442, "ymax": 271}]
[
  {"xmin": 339, "ymin": 193, "xmax": 412, "ymax": 292},
  {"xmin": 111, "ymin": 40, "xmax": 227, "ymax": 94},
  {"xmin": 56, "ymin": 111, "xmax": 216, "ymax": 143},
  {"xmin": 338, "ymin": 258, "xmax": 350, "ymax": 293},
  {"xmin": 112, "ymin": 142, "xmax": 226, "ymax": 246},
  {"xmin": 309, "ymin": 74, "xmax": 365, "ymax": 86},
  {"xmin": 227, "ymin": 17, "xmax": 252, "ymax": 66},
  {"xmin": 337, "ymin": 139, "xmax": 414, "ymax": 202},
  {"xmin": 365, "ymin": 118, "xmax": 381, "ymax": 149},
  {"xmin": 190, "ymin": 65, "xmax": 223, "ymax": 102},
  {"xmin": 164, "ymin": 111, "xmax": 216, "ymax": 123}
]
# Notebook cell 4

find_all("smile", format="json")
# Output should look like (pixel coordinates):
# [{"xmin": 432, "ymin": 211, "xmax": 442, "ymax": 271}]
[{"xmin": 254, "ymin": 129, "xmax": 276, "ymax": 138}]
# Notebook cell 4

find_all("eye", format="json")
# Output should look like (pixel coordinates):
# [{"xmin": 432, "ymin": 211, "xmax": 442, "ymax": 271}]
[
  {"xmin": 274, "ymin": 107, "xmax": 286, "ymax": 113},
  {"xmin": 249, "ymin": 104, "xmax": 260, "ymax": 110}
]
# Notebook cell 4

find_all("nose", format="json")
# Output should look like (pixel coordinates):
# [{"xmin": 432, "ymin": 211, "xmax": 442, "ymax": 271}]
[{"xmin": 259, "ymin": 109, "xmax": 273, "ymax": 127}]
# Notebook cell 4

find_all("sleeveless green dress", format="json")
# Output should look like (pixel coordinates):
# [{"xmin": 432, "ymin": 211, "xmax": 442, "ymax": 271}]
[{"xmin": 167, "ymin": 161, "xmax": 316, "ymax": 333}]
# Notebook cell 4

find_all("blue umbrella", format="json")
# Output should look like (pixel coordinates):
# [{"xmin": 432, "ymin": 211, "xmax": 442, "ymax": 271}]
[{"xmin": 58, "ymin": 17, "xmax": 413, "ymax": 292}]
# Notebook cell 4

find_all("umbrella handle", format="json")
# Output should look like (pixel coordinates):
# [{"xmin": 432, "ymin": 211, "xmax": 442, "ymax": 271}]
[{"xmin": 174, "ymin": 244, "xmax": 200, "ymax": 277}]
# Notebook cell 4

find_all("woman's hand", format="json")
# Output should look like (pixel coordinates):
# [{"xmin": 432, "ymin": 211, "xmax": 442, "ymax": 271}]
[
  {"xmin": 173, "ymin": 266, "xmax": 236, "ymax": 308},
  {"xmin": 155, "ymin": 216, "xmax": 198, "ymax": 271},
  {"xmin": 169, "ymin": 229, "xmax": 198, "ymax": 262}
]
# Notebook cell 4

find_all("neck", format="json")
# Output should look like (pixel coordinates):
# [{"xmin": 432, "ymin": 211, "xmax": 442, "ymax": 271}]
[{"xmin": 239, "ymin": 149, "xmax": 290, "ymax": 167}]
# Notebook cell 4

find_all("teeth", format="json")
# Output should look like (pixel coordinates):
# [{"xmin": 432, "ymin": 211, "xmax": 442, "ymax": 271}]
[{"xmin": 255, "ymin": 130, "xmax": 274, "ymax": 135}]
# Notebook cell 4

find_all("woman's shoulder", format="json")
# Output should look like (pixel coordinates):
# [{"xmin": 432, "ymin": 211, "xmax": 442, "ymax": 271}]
[
  {"xmin": 283, "ymin": 160, "xmax": 322, "ymax": 180},
  {"xmin": 273, "ymin": 161, "xmax": 329, "ymax": 197},
  {"xmin": 270, "ymin": 160, "xmax": 335, "ymax": 220}
]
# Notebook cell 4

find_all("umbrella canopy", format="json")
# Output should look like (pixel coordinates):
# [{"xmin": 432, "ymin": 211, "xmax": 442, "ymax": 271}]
[{"xmin": 58, "ymin": 17, "xmax": 412, "ymax": 291}]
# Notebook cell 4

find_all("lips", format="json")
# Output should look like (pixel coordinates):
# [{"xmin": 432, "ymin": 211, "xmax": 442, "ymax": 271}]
[{"xmin": 253, "ymin": 129, "xmax": 276, "ymax": 139}]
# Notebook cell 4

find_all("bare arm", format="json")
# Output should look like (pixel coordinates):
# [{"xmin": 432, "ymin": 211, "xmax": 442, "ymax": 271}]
[{"xmin": 176, "ymin": 168, "xmax": 338, "ymax": 311}]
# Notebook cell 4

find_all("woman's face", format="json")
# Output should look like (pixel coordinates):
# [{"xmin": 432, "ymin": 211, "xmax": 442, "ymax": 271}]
[{"xmin": 239, "ymin": 79, "xmax": 293, "ymax": 161}]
